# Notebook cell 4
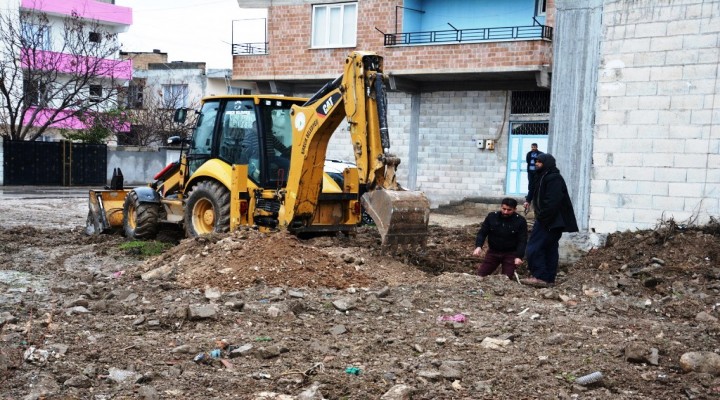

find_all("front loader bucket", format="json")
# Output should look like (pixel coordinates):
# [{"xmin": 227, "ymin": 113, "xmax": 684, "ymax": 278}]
[
  {"xmin": 86, "ymin": 189, "xmax": 130, "ymax": 235},
  {"xmin": 361, "ymin": 189, "xmax": 430, "ymax": 248}
]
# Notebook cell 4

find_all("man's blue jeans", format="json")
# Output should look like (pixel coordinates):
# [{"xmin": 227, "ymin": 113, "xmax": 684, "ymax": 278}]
[{"xmin": 526, "ymin": 220, "xmax": 563, "ymax": 283}]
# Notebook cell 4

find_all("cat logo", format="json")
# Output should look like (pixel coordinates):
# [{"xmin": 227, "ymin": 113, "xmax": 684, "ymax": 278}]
[{"xmin": 316, "ymin": 93, "xmax": 341, "ymax": 117}]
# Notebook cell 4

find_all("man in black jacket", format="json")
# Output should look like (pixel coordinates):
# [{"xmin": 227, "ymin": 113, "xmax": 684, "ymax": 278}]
[
  {"xmin": 526, "ymin": 143, "xmax": 543, "ymax": 193},
  {"xmin": 521, "ymin": 153, "xmax": 578, "ymax": 287},
  {"xmin": 473, "ymin": 198, "xmax": 528, "ymax": 279}
]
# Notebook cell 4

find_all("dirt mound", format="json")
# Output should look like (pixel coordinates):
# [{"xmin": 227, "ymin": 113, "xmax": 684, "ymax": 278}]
[{"xmin": 136, "ymin": 224, "xmax": 481, "ymax": 291}]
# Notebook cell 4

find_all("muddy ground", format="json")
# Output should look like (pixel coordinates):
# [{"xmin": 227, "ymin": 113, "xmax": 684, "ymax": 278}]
[{"xmin": 0, "ymin": 197, "xmax": 719, "ymax": 399}]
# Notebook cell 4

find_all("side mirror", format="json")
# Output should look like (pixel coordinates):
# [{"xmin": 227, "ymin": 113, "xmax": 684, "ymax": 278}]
[
  {"xmin": 173, "ymin": 108, "xmax": 188, "ymax": 123},
  {"xmin": 167, "ymin": 136, "xmax": 186, "ymax": 145}
]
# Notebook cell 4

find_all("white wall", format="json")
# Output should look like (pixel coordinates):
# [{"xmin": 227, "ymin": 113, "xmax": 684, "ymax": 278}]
[{"xmin": 590, "ymin": 0, "xmax": 720, "ymax": 232}]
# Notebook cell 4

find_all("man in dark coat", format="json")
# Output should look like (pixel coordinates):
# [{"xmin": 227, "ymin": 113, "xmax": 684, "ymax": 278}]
[
  {"xmin": 473, "ymin": 198, "xmax": 528, "ymax": 279},
  {"xmin": 521, "ymin": 153, "xmax": 578, "ymax": 287}
]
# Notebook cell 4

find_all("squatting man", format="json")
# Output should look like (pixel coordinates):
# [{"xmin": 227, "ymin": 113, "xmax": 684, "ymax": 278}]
[{"xmin": 472, "ymin": 198, "xmax": 528, "ymax": 279}]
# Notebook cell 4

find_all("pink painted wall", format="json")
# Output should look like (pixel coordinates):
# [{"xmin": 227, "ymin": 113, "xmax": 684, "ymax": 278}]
[
  {"xmin": 21, "ymin": 49, "xmax": 132, "ymax": 80},
  {"xmin": 20, "ymin": 0, "xmax": 132, "ymax": 26}
]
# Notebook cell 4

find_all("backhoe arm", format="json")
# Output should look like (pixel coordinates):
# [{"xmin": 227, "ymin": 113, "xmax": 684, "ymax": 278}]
[{"xmin": 283, "ymin": 51, "xmax": 429, "ymax": 246}]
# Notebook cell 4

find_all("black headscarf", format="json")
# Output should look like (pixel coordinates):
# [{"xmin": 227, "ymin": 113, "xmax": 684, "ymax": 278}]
[{"xmin": 536, "ymin": 153, "xmax": 558, "ymax": 174}]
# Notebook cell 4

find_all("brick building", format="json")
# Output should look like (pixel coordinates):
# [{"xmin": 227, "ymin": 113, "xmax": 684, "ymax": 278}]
[{"xmin": 233, "ymin": 0, "xmax": 555, "ymax": 207}]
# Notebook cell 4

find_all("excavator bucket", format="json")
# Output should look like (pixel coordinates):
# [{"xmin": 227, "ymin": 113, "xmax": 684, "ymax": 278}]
[
  {"xmin": 361, "ymin": 189, "xmax": 430, "ymax": 248},
  {"xmin": 86, "ymin": 189, "xmax": 130, "ymax": 235}
]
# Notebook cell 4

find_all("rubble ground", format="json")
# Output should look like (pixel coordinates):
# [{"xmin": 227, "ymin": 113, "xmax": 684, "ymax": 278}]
[{"xmin": 0, "ymin": 199, "xmax": 719, "ymax": 399}]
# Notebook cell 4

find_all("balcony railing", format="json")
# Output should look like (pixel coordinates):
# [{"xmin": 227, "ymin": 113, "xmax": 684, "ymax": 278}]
[
  {"xmin": 232, "ymin": 42, "xmax": 269, "ymax": 56},
  {"xmin": 384, "ymin": 25, "xmax": 552, "ymax": 46}
]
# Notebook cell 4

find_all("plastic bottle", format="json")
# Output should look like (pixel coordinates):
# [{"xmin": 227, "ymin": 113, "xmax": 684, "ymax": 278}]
[{"xmin": 575, "ymin": 371, "xmax": 603, "ymax": 385}]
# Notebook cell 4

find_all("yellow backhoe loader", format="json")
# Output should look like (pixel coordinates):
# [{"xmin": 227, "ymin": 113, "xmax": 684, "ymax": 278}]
[{"xmin": 86, "ymin": 51, "xmax": 429, "ymax": 247}]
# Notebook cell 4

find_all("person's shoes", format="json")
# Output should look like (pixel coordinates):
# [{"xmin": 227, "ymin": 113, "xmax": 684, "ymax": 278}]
[{"xmin": 520, "ymin": 277, "xmax": 552, "ymax": 288}]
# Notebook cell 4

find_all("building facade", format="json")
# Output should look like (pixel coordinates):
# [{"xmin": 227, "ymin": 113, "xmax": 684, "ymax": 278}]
[
  {"xmin": 233, "ymin": 0, "xmax": 555, "ymax": 206},
  {"xmin": 119, "ymin": 49, "xmax": 259, "ymax": 147},
  {"xmin": 0, "ymin": 0, "xmax": 133, "ymax": 141}
]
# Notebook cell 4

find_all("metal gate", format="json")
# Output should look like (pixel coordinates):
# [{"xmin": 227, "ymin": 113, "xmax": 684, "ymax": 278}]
[{"xmin": 3, "ymin": 140, "xmax": 106, "ymax": 186}]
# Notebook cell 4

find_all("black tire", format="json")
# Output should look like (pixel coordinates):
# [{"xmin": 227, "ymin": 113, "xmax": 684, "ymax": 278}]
[
  {"xmin": 184, "ymin": 181, "xmax": 230, "ymax": 237},
  {"xmin": 123, "ymin": 190, "xmax": 160, "ymax": 239}
]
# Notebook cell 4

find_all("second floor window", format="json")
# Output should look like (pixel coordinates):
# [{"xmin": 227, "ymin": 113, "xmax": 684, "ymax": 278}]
[
  {"xmin": 23, "ymin": 79, "xmax": 50, "ymax": 107},
  {"xmin": 311, "ymin": 2, "xmax": 357, "ymax": 48},
  {"xmin": 126, "ymin": 84, "xmax": 144, "ymax": 109},
  {"xmin": 21, "ymin": 22, "xmax": 51, "ymax": 51},
  {"xmin": 162, "ymin": 84, "xmax": 189, "ymax": 108}
]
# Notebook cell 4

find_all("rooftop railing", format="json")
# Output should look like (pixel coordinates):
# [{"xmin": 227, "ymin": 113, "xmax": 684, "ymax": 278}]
[
  {"xmin": 232, "ymin": 42, "xmax": 268, "ymax": 56},
  {"xmin": 384, "ymin": 25, "xmax": 552, "ymax": 46}
]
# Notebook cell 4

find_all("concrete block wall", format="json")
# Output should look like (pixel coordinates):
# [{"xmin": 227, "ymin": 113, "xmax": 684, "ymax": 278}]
[
  {"xmin": 326, "ymin": 90, "xmax": 511, "ymax": 207},
  {"xmin": 591, "ymin": 0, "xmax": 720, "ymax": 232},
  {"xmin": 107, "ymin": 147, "xmax": 167, "ymax": 185}
]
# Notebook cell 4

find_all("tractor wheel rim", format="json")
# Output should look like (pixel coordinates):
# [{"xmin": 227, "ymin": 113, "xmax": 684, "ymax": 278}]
[
  {"xmin": 194, "ymin": 199, "xmax": 215, "ymax": 234},
  {"xmin": 128, "ymin": 204, "xmax": 137, "ymax": 229}
]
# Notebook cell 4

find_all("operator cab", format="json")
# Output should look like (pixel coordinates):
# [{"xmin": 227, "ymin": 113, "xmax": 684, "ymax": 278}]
[{"xmin": 182, "ymin": 96, "xmax": 304, "ymax": 188}]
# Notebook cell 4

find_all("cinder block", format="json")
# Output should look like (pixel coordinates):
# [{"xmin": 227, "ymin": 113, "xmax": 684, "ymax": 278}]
[
  {"xmin": 638, "ymin": 95, "xmax": 671, "ymax": 110},
  {"xmin": 635, "ymin": 22, "xmax": 668, "ymax": 37},
  {"xmin": 674, "ymin": 153, "xmax": 709, "ymax": 168},
  {"xmin": 665, "ymin": 49, "xmax": 699, "ymax": 65},
  {"xmin": 667, "ymin": 20, "xmax": 702, "ymax": 36},
  {"xmin": 626, "ymin": 81, "xmax": 658, "ymax": 96},
  {"xmin": 627, "ymin": 109, "xmax": 659, "ymax": 124},
  {"xmin": 650, "ymin": 36, "xmax": 684, "ymax": 52},
  {"xmin": 650, "ymin": 65, "xmax": 684, "ymax": 81},
  {"xmin": 669, "ymin": 182, "xmax": 705, "ymax": 197},
  {"xmin": 643, "ymin": 153, "xmax": 674, "ymax": 167},
  {"xmin": 637, "ymin": 181, "xmax": 669, "ymax": 195}
]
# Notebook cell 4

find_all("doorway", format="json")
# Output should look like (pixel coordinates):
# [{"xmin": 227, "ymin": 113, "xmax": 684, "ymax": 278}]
[{"xmin": 505, "ymin": 121, "xmax": 548, "ymax": 196}]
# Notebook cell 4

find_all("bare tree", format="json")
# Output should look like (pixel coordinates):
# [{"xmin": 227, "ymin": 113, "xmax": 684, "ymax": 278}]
[
  {"xmin": 119, "ymin": 80, "xmax": 197, "ymax": 147},
  {"xmin": 0, "ymin": 9, "xmax": 128, "ymax": 141}
]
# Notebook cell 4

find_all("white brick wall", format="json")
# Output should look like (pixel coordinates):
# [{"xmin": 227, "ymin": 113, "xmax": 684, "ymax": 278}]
[{"xmin": 590, "ymin": 0, "xmax": 720, "ymax": 232}]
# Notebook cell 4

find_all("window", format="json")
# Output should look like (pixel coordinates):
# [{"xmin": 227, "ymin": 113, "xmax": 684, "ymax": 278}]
[
  {"xmin": 21, "ymin": 22, "xmax": 51, "ymax": 51},
  {"xmin": 162, "ymin": 84, "xmax": 189, "ymax": 108},
  {"xmin": 126, "ymin": 84, "xmax": 144, "ymax": 108},
  {"xmin": 511, "ymin": 91, "xmax": 550, "ymax": 114},
  {"xmin": 311, "ymin": 2, "xmax": 357, "ymax": 48},
  {"xmin": 536, "ymin": 0, "xmax": 547, "ymax": 16},
  {"xmin": 89, "ymin": 31, "xmax": 101, "ymax": 43},
  {"xmin": 23, "ymin": 79, "xmax": 49, "ymax": 106},
  {"xmin": 228, "ymin": 87, "xmax": 251, "ymax": 95},
  {"xmin": 89, "ymin": 85, "xmax": 103, "ymax": 98}
]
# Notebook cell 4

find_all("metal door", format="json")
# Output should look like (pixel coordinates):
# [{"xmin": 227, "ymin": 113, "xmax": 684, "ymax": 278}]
[{"xmin": 505, "ymin": 121, "xmax": 548, "ymax": 196}]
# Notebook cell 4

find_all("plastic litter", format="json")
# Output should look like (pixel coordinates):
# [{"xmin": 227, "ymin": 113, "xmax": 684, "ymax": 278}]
[
  {"xmin": 193, "ymin": 352, "xmax": 211, "ymax": 364},
  {"xmin": 436, "ymin": 314, "xmax": 467, "ymax": 323},
  {"xmin": 575, "ymin": 371, "xmax": 603, "ymax": 385},
  {"xmin": 345, "ymin": 366, "xmax": 361, "ymax": 375},
  {"xmin": 255, "ymin": 336, "xmax": 272, "ymax": 342},
  {"xmin": 210, "ymin": 349, "xmax": 222, "ymax": 358}
]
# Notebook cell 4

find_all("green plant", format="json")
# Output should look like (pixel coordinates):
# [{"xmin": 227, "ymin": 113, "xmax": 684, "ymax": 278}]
[
  {"xmin": 556, "ymin": 372, "xmax": 576, "ymax": 383},
  {"xmin": 118, "ymin": 240, "xmax": 171, "ymax": 257}
]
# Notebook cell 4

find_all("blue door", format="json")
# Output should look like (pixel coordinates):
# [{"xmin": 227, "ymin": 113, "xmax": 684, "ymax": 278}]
[{"xmin": 506, "ymin": 121, "xmax": 548, "ymax": 196}]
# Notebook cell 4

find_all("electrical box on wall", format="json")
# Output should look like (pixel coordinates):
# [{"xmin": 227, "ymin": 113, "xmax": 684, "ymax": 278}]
[
  {"xmin": 476, "ymin": 139, "xmax": 485, "ymax": 149},
  {"xmin": 485, "ymin": 139, "xmax": 495, "ymax": 150}
]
